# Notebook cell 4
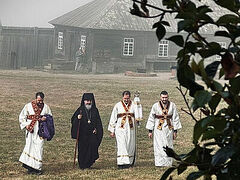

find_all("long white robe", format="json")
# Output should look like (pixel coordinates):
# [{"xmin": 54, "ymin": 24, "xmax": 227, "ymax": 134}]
[
  {"xmin": 19, "ymin": 102, "xmax": 52, "ymax": 170},
  {"xmin": 146, "ymin": 101, "xmax": 181, "ymax": 167},
  {"xmin": 108, "ymin": 101, "xmax": 138, "ymax": 165}
]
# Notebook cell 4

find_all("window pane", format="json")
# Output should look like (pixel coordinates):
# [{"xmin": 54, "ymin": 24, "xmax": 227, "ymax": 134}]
[
  {"xmin": 158, "ymin": 40, "xmax": 168, "ymax": 57},
  {"xmin": 123, "ymin": 38, "xmax": 134, "ymax": 56}
]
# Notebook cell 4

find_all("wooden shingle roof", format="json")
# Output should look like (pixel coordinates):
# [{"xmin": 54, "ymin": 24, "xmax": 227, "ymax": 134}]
[
  {"xmin": 49, "ymin": 0, "xmax": 177, "ymax": 32},
  {"xmin": 49, "ymin": 0, "xmax": 229, "ymax": 33}
]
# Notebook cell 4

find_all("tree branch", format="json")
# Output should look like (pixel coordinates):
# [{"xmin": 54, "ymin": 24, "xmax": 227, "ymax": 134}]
[
  {"xmin": 132, "ymin": 0, "xmax": 176, "ymax": 13},
  {"xmin": 177, "ymin": 86, "xmax": 198, "ymax": 122}
]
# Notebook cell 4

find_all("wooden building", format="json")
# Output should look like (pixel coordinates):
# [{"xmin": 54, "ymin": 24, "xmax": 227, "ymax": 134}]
[
  {"xmin": 0, "ymin": 0, "xmax": 229, "ymax": 72},
  {"xmin": 49, "ymin": 0, "xmax": 229, "ymax": 73}
]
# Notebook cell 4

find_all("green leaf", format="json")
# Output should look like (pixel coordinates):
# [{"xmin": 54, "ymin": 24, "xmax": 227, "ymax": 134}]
[
  {"xmin": 220, "ymin": 91, "xmax": 230, "ymax": 98},
  {"xmin": 236, "ymin": 40, "xmax": 240, "ymax": 46},
  {"xmin": 197, "ymin": 5, "xmax": 214, "ymax": 23},
  {"xmin": 161, "ymin": 21, "xmax": 170, "ymax": 27},
  {"xmin": 178, "ymin": 58, "xmax": 201, "ymax": 97},
  {"xmin": 229, "ymin": 46, "xmax": 240, "ymax": 53},
  {"xmin": 198, "ymin": 59, "xmax": 207, "ymax": 80},
  {"xmin": 219, "ymin": 67, "xmax": 225, "ymax": 79},
  {"xmin": 214, "ymin": 0, "xmax": 238, "ymax": 13},
  {"xmin": 194, "ymin": 90, "xmax": 212, "ymax": 107},
  {"xmin": 152, "ymin": 21, "xmax": 161, "ymax": 29},
  {"xmin": 205, "ymin": 61, "xmax": 220, "ymax": 78},
  {"xmin": 178, "ymin": 19, "xmax": 195, "ymax": 33},
  {"xmin": 178, "ymin": 20, "xmax": 186, "ymax": 33},
  {"xmin": 201, "ymin": 128, "xmax": 219, "ymax": 141},
  {"xmin": 178, "ymin": 60, "xmax": 204, "ymax": 97},
  {"xmin": 177, "ymin": 164, "xmax": 188, "ymax": 175},
  {"xmin": 156, "ymin": 24, "xmax": 166, "ymax": 41},
  {"xmin": 183, "ymin": 148, "xmax": 198, "ymax": 163},
  {"xmin": 153, "ymin": 21, "xmax": 170, "ymax": 29},
  {"xmin": 190, "ymin": 82, "xmax": 205, "ymax": 97},
  {"xmin": 193, "ymin": 116, "xmax": 214, "ymax": 143},
  {"xmin": 186, "ymin": 42, "xmax": 197, "ymax": 55},
  {"xmin": 225, "ymin": 24, "xmax": 240, "ymax": 40},
  {"xmin": 177, "ymin": 49, "xmax": 184, "ymax": 59},
  {"xmin": 198, "ymin": 49, "xmax": 211, "ymax": 59},
  {"xmin": 198, "ymin": 5, "xmax": 212, "ymax": 14},
  {"xmin": 209, "ymin": 116, "xmax": 226, "ymax": 132},
  {"xmin": 164, "ymin": 146, "xmax": 181, "ymax": 161},
  {"xmin": 211, "ymin": 145, "xmax": 236, "ymax": 167},
  {"xmin": 185, "ymin": 1, "xmax": 197, "ymax": 12},
  {"xmin": 198, "ymin": 14, "xmax": 214, "ymax": 23},
  {"xmin": 187, "ymin": 171, "xmax": 206, "ymax": 180},
  {"xmin": 208, "ymin": 94, "xmax": 221, "ymax": 113},
  {"xmin": 215, "ymin": 31, "xmax": 231, "ymax": 38},
  {"xmin": 176, "ymin": 12, "xmax": 196, "ymax": 20},
  {"xmin": 167, "ymin": 35, "xmax": 184, "ymax": 47},
  {"xmin": 229, "ymin": 76, "xmax": 240, "ymax": 94},
  {"xmin": 160, "ymin": 167, "xmax": 176, "ymax": 180},
  {"xmin": 191, "ymin": 59, "xmax": 201, "ymax": 76},
  {"xmin": 162, "ymin": 0, "xmax": 177, "ymax": 9},
  {"xmin": 177, "ymin": 58, "xmax": 194, "ymax": 88},
  {"xmin": 217, "ymin": 14, "xmax": 240, "ymax": 25},
  {"xmin": 212, "ymin": 80, "xmax": 223, "ymax": 92},
  {"xmin": 198, "ymin": 42, "xmax": 222, "ymax": 59}
]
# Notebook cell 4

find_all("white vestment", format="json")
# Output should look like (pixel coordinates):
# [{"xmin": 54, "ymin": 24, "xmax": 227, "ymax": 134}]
[
  {"xmin": 108, "ymin": 101, "xmax": 138, "ymax": 165},
  {"xmin": 146, "ymin": 101, "xmax": 181, "ymax": 167},
  {"xmin": 19, "ymin": 102, "xmax": 52, "ymax": 170}
]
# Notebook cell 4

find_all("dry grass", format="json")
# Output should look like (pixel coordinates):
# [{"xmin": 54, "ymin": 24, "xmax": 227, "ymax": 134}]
[{"xmin": 0, "ymin": 70, "xmax": 196, "ymax": 179}]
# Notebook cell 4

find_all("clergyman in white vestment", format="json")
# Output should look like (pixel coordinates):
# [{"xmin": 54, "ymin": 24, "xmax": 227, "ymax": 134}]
[
  {"xmin": 146, "ymin": 91, "xmax": 182, "ymax": 167},
  {"xmin": 108, "ymin": 91, "xmax": 140, "ymax": 169},
  {"xmin": 19, "ymin": 92, "xmax": 52, "ymax": 174}
]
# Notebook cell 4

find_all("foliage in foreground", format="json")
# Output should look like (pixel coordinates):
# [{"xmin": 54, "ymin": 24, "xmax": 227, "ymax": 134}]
[{"xmin": 131, "ymin": 0, "xmax": 240, "ymax": 179}]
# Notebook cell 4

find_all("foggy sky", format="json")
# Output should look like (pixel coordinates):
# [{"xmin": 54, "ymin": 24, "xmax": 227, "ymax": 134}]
[{"xmin": 0, "ymin": 0, "xmax": 93, "ymax": 27}]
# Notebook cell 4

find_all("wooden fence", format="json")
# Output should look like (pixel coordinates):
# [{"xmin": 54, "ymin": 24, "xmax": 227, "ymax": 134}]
[{"xmin": 0, "ymin": 26, "xmax": 54, "ymax": 69}]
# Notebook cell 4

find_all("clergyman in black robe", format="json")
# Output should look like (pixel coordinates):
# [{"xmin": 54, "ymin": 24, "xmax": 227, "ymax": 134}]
[{"xmin": 71, "ymin": 93, "xmax": 103, "ymax": 169}]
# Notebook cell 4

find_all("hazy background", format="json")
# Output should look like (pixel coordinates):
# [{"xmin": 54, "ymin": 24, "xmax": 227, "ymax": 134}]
[{"xmin": 0, "ymin": 0, "xmax": 93, "ymax": 27}]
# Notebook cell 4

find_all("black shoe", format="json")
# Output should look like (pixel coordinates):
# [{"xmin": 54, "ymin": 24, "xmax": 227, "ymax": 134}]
[
  {"xmin": 118, "ymin": 164, "xmax": 130, "ymax": 169},
  {"xmin": 118, "ymin": 165, "xmax": 125, "ymax": 169},
  {"xmin": 33, "ymin": 170, "xmax": 43, "ymax": 175},
  {"xmin": 28, "ymin": 169, "xmax": 42, "ymax": 175},
  {"xmin": 35, "ymin": 171, "xmax": 43, "ymax": 175},
  {"xmin": 27, "ymin": 169, "xmax": 34, "ymax": 174}
]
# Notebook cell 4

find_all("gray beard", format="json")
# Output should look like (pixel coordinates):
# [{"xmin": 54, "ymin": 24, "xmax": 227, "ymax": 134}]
[{"xmin": 85, "ymin": 104, "xmax": 92, "ymax": 110}]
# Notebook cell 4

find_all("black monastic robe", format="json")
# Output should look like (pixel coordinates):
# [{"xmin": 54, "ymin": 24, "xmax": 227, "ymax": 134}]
[{"xmin": 71, "ymin": 106, "xmax": 103, "ymax": 169}]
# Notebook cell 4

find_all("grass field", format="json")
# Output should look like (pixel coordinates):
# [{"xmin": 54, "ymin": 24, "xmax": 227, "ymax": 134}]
[{"xmin": 0, "ymin": 70, "xmax": 197, "ymax": 179}]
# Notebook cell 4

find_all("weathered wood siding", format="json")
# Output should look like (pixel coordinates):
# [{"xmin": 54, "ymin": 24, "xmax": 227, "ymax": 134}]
[{"xmin": 0, "ymin": 26, "xmax": 54, "ymax": 69}]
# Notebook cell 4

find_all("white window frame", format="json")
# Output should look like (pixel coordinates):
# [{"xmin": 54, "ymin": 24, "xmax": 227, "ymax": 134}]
[
  {"xmin": 57, "ymin": 32, "xmax": 63, "ymax": 50},
  {"xmin": 158, "ymin": 40, "xmax": 169, "ymax": 57},
  {"xmin": 80, "ymin": 35, "xmax": 86, "ymax": 48},
  {"xmin": 216, "ymin": 42, "xmax": 226, "ymax": 60},
  {"xmin": 123, "ymin": 38, "xmax": 134, "ymax": 56}
]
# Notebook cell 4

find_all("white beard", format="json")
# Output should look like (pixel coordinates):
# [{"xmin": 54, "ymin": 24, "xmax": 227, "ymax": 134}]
[{"xmin": 85, "ymin": 104, "xmax": 92, "ymax": 110}]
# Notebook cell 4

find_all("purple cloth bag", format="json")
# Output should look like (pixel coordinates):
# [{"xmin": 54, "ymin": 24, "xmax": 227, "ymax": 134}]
[{"xmin": 38, "ymin": 114, "xmax": 55, "ymax": 141}]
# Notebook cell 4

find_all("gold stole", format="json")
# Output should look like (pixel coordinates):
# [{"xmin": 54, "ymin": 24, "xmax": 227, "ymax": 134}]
[
  {"xmin": 117, "ymin": 101, "xmax": 134, "ymax": 128},
  {"xmin": 154, "ymin": 101, "xmax": 173, "ymax": 130}
]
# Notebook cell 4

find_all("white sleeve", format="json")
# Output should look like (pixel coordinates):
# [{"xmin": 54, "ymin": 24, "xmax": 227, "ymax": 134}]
[
  {"xmin": 19, "ymin": 104, "xmax": 31, "ymax": 130},
  {"xmin": 108, "ymin": 104, "xmax": 118, "ymax": 133},
  {"xmin": 146, "ymin": 105, "xmax": 155, "ymax": 131},
  {"xmin": 172, "ymin": 103, "xmax": 182, "ymax": 130},
  {"xmin": 45, "ymin": 104, "xmax": 52, "ymax": 116}
]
